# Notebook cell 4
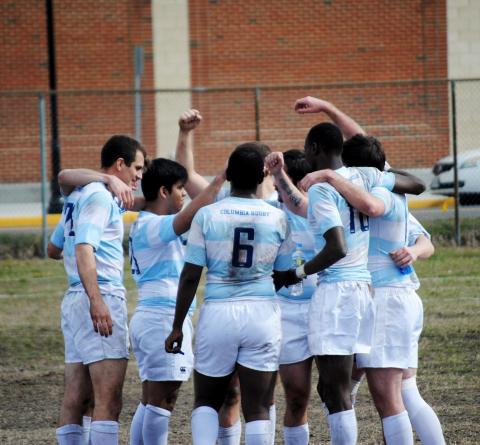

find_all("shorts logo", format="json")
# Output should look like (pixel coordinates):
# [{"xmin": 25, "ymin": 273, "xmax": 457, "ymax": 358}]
[{"xmin": 180, "ymin": 366, "xmax": 186, "ymax": 373}]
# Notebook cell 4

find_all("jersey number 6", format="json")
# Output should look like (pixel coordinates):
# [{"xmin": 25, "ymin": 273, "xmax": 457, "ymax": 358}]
[{"xmin": 232, "ymin": 227, "xmax": 254, "ymax": 268}]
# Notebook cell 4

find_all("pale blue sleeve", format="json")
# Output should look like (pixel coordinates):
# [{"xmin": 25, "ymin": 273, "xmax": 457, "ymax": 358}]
[
  {"xmin": 184, "ymin": 210, "xmax": 207, "ymax": 267},
  {"xmin": 371, "ymin": 186, "xmax": 394, "ymax": 217},
  {"xmin": 407, "ymin": 214, "xmax": 431, "ymax": 245},
  {"xmin": 307, "ymin": 185, "xmax": 342, "ymax": 237},
  {"xmin": 274, "ymin": 219, "xmax": 294, "ymax": 271},
  {"xmin": 358, "ymin": 167, "xmax": 395, "ymax": 191},
  {"xmin": 145, "ymin": 214, "xmax": 177, "ymax": 247},
  {"xmin": 75, "ymin": 192, "xmax": 111, "ymax": 249},
  {"xmin": 50, "ymin": 218, "xmax": 65, "ymax": 249}
]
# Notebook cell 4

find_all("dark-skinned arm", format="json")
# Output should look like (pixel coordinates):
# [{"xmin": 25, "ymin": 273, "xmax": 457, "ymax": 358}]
[
  {"xmin": 165, "ymin": 262, "xmax": 203, "ymax": 353},
  {"xmin": 390, "ymin": 169, "xmax": 426, "ymax": 195}
]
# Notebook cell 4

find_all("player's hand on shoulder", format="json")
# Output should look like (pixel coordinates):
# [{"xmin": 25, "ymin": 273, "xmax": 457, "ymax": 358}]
[
  {"xmin": 106, "ymin": 175, "xmax": 135, "ymax": 209},
  {"xmin": 299, "ymin": 169, "xmax": 334, "ymax": 191},
  {"xmin": 179, "ymin": 109, "xmax": 202, "ymax": 132},
  {"xmin": 165, "ymin": 329, "xmax": 184, "ymax": 354},
  {"xmin": 389, "ymin": 246, "xmax": 418, "ymax": 267},
  {"xmin": 265, "ymin": 152, "xmax": 284, "ymax": 176},
  {"xmin": 294, "ymin": 96, "xmax": 330, "ymax": 114},
  {"xmin": 90, "ymin": 298, "xmax": 113, "ymax": 337}
]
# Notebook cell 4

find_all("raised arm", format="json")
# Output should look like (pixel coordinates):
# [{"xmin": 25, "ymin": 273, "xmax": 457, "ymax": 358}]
[
  {"xmin": 173, "ymin": 170, "xmax": 226, "ymax": 235},
  {"xmin": 390, "ymin": 169, "xmax": 426, "ymax": 195},
  {"xmin": 165, "ymin": 262, "xmax": 203, "ymax": 353},
  {"xmin": 299, "ymin": 169, "xmax": 385, "ymax": 217},
  {"xmin": 175, "ymin": 109, "xmax": 209, "ymax": 198},
  {"xmin": 265, "ymin": 152, "xmax": 308, "ymax": 217},
  {"xmin": 58, "ymin": 169, "xmax": 135, "ymax": 209},
  {"xmin": 294, "ymin": 96, "xmax": 366, "ymax": 139}
]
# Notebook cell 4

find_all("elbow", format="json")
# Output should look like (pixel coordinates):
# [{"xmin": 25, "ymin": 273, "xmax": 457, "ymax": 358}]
[
  {"xmin": 57, "ymin": 169, "xmax": 69, "ymax": 185},
  {"xmin": 410, "ymin": 179, "xmax": 426, "ymax": 195},
  {"xmin": 365, "ymin": 203, "xmax": 384, "ymax": 218},
  {"xmin": 47, "ymin": 243, "xmax": 62, "ymax": 260},
  {"xmin": 334, "ymin": 244, "xmax": 347, "ymax": 261}
]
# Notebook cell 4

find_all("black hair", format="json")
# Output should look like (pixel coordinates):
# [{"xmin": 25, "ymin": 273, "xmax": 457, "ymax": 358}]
[
  {"xmin": 141, "ymin": 158, "xmax": 188, "ymax": 201},
  {"xmin": 226, "ymin": 142, "xmax": 265, "ymax": 191},
  {"xmin": 283, "ymin": 149, "xmax": 310, "ymax": 186},
  {"xmin": 342, "ymin": 134, "xmax": 386, "ymax": 171},
  {"xmin": 101, "ymin": 135, "xmax": 146, "ymax": 168},
  {"xmin": 305, "ymin": 122, "xmax": 343, "ymax": 156}
]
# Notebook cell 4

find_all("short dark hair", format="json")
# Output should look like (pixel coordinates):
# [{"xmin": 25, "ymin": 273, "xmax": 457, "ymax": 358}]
[
  {"xmin": 101, "ymin": 135, "xmax": 146, "ymax": 168},
  {"xmin": 305, "ymin": 122, "xmax": 343, "ymax": 156},
  {"xmin": 226, "ymin": 142, "xmax": 265, "ymax": 191},
  {"xmin": 283, "ymin": 149, "xmax": 310, "ymax": 186},
  {"xmin": 342, "ymin": 134, "xmax": 386, "ymax": 171},
  {"xmin": 141, "ymin": 158, "xmax": 188, "ymax": 201}
]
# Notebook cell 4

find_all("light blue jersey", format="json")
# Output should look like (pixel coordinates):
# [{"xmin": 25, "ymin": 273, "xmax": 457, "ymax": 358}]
[
  {"xmin": 62, "ymin": 182, "xmax": 125, "ymax": 295},
  {"xmin": 307, "ymin": 166, "xmax": 395, "ymax": 283},
  {"xmin": 185, "ymin": 196, "xmax": 293, "ymax": 302},
  {"xmin": 276, "ymin": 206, "xmax": 316, "ymax": 301},
  {"xmin": 50, "ymin": 205, "xmax": 68, "ymax": 249},
  {"xmin": 129, "ymin": 211, "xmax": 195, "ymax": 314}
]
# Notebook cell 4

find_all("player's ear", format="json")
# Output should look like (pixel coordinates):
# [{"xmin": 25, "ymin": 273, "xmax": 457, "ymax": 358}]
[
  {"xmin": 158, "ymin": 185, "xmax": 168, "ymax": 199},
  {"xmin": 115, "ymin": 157, "xmax": 126, "ymax": 172}
]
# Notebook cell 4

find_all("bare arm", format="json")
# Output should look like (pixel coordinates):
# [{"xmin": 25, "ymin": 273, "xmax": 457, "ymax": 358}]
[
  {"xmin": 76, "ymin": 243, "xmax": 112, "ymax": 337},
  {"xmin": 47, "ymin": 242, "xmax": 63, "ymax": 260},
  {"xmin": 265, "ymin": 152, "xmax": 308, "ymax": 217},
  {"xmin": 173, "ymin": 171, "xmax": 226, "ymax": 236},
  {"xmin": 175, "ymin": 109, "xmax": 209, "ymax": 198},
  {"xmin": 390, "ymin": 169, "xmax": 426, "ymax": 196},
  {"xmin": 390, "ymin": 234, "xmax": 434, "ymax": 268},
  {"xmin": 58, "ymin": 169, "xmax": 135, "ymax": 209},
  {"xmin": 294, "ymin": 96, "xmax": 366, "ymax": 139},
  {"xmin": 165, "ymin": 262, "xmax": 203, "ymax": 353},
  {"xmin": 304, "ymin": 227, "xmax": 347, "ymax": 275},
  {"xmin": 299, "ymin": 169, "xmax": 385, "ymax": 217}
]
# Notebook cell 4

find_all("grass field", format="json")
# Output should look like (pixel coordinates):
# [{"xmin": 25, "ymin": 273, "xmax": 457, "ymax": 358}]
[{"xmin": 0, "ymin": 247, "xmax": 479, "ymax": 444}]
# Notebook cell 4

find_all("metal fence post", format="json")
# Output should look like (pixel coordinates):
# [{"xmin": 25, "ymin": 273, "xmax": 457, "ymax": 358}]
[
  {"xmin": 254, "ymin": 87, "xmax": 261, "ymax": 141},
  {"xmin": 134, "ymin": 46, "xmax": 144, "ymax": 142},
  {"xmin": 450, "ymin": 80, "xmax": 461, "ymax": 245},
  {"xmin": 39, "ymin": 94, "xmax": 48, "ymax": 258}
]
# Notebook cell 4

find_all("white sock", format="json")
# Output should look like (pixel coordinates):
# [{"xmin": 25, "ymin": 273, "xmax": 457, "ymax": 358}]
[
  {"xmin": 268, "ymin": 404, "xmax": 276, "ymax": 445},
  {"xmin": 82, "ymin": 416, "xmax": 92, "ymax": 445},
  {"xmin": 245, "ymin": 420, "xmax": 271, "ymax": 445},
  {"xmin": 217, "ymin": 418, "xmax": 241, "ymax": 445},
  {"xmin": 350, "ymin": 378, "xmax": 362, "ymax": 406},
  {"xmin": 192, "ymin": 406, "xmax": 219, "ymax": 445},
  {"xmin": 90, "ymin": 421, "xmax": 119, "ymax": 445},
  {"xmin": 142, "ymin": 404, "xmax": 171, "ymax": 445},
  {"xmin": 56, "ymin": 424, "xmax": 84, "ymax": 445},
  {"xmin": 327, "ymin": 409, "xmax": 357, "ymax": 445},
  {"xmin": 401, "ymin": 377, "xmax": 446, "ymax": 445},
  {"xmin": 382, "ymin": 411, "xmax": 413, "ymax": 445},
  {"xmin": 130, "ymin": 403, "xmax": 145, "ymax": 445},
  {"xmin": 283, "ymin": 423, "xmax": 309, "ymax": 445}
]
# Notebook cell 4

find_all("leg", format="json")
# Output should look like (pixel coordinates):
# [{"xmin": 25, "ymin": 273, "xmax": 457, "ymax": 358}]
[
  {"xmin": 366, "ymin": 368, "xmax": 413, "ymax": 444},
  {"xmin": 280, "ymin": 358, "xmax": 312, "ymax": 445},
  {"xmin": 401, "ymin": 369, "xmax": 445, "ymax": 445},
  {"xmin": 218, "ymin": 373, "xmax": 242, "ymax": 445},
  {"xmin": 350, "ymin": 357, "xmax": 365, "ymax": 405},
  {"xmin": 57, "ymin": 362, "xmax": 93, "ymax": 444},
  {"xmin": 130, "ymin": 382, "xmax": 147, "ymax": 445},
  {"xmin": 88, "ymin": 358, "xmax": 128, "ymax": 445},
  {"xmin": 237, "ymin": 364, "xmax": 277, "ymax": 445},
  {"xmin": 315, "ymin": 355, "xmax": 357, "ymax": 445},
  {"xmin": 192, "ymin": 370, "xmax": 234, "ymax": 445}
]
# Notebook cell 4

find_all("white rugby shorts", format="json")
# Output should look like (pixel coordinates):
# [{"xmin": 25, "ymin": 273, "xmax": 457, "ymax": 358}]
[
  {"xmin": 194, "ymin": 299, "xmax": 282, "ymax": 377},
  {"xmin": 308, "ymin": 281, "xmax": 374, "ymax": 356},
  {"xmin": 278, "ymin": 298, "xmax": 312, "ymax": 365},
  {"xmin": 61, "ymin": 289, "xmax": 129, "ymax": 365},
  {"xmin": 356, "ymin": 287, "xmax": 423, "ymax": 369},
  {"xmin": 130, "ymin": 308, "xmax": 193, "ymax": 382}
]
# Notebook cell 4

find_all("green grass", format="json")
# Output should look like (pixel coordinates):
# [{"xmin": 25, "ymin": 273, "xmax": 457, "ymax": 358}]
[{"xmin": 0, "ymin": 248, "xmax": 479, "ymax": 443}]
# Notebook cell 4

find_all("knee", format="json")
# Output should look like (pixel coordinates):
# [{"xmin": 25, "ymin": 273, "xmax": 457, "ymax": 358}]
[
  {"xmin": 223, "ymin": 385, "xmax": 241, "ymax": 408},
  {"xmin": 317, "ymin": 379, "xmax": 351, "ymax": 413},
  {"xmin": 286, "ymin": 393, "xmax": 309, "ymax": 420}
]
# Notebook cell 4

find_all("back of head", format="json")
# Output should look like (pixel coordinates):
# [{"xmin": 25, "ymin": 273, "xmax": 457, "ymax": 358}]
[
  {"xmin": 283, "ymin": 149, "xmax": 310, "ymax": 186},
  {"xmin": 101, "ymin": 135, "xmax": 146, "ymax": 168},
  {"xmin": 226, "ymin": 142, "xmax": 266, "ymax": 191},
  {"xmin": 305, "ymin": 122, "xmax": 343, "ymax": 156},
  {"xmin": 342, "ymin": 134, "xmax": 386, "ymax": 171},
  {"xmin": 141, "ymin": 158, "xmax": 188, "ymax": 201}
]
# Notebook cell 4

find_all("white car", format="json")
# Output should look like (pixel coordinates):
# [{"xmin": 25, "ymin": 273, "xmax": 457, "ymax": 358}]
[{"xmin": 430, "ymin": 148, "xmax": 480, "ymax": 205}]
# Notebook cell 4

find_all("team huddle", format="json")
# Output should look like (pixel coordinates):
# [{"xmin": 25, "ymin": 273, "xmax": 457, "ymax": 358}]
[{"xmin": 49, "ymin": 97, "xmax": 445, "ymax": 445}]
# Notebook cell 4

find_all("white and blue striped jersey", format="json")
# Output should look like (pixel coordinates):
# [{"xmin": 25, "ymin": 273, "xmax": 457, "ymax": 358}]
[
  {"xmin": 129, "ymin": 211, "xmax": 195, "ymax": 314},
  {"xmin": 185, "ymin": 196, "xmax": 293, "ymax": 302},
  {"xmin": 276, "ymin": 205, "xmax": 317, "ymax": 301},
  {"xmin": 408, "ymin": 214, "xmax": 430, "ymax": 245},
  {"xmin": 307, "ymin": 166, "xmax": 395, "ymax": 283},
  {"xmin": 50, "ymin": 204, "xmax": 68, "ymax": 249},
  {"xmin": 62, "ymin": 182, "xmax": 125, "ymax": 295},
  {"xmin": 368, "ymin": 187, "xmax": 418, "ymax": 288}
]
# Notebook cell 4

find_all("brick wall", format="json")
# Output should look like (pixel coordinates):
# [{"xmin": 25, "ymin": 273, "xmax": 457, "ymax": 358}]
[
  {"xmin": 0, "ymin": 0, "xmax": 448, "ymax": 182},
  {"xmin": 189, "ymin": 0, "xmax": 448, "ymax": 173}
]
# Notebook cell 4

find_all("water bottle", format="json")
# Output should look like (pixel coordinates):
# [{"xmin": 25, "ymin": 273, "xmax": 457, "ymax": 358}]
[
  {"xmin": 399, "ymin": 264, "xmax": 414, "ymax": 275},
  {"xmin": 290, "ymin": 243, "xmax": 305, "ymax": 297}
]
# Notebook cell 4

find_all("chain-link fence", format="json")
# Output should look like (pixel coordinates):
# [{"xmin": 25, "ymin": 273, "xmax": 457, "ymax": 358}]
[{"xmin": 1, "ymin": 79, "xmax": 479, "ymax": 251}]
